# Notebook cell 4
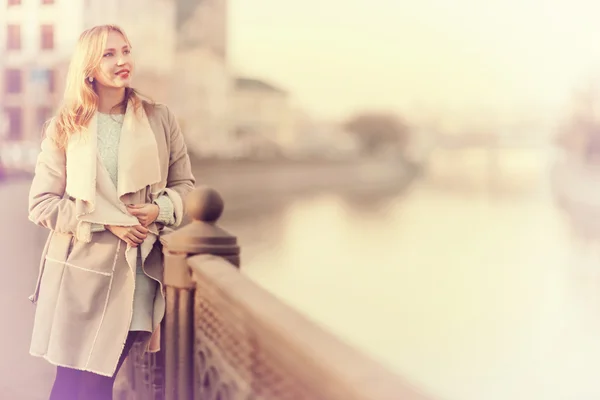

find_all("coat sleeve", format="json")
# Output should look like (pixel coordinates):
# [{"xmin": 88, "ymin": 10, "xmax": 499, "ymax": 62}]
[
  {"xmin": 159, "ymin": 106, "xmax": 196, "ymax": 227},
  {"xmin": 28, "ymin": 121, "xmax": 80, "ymax": 236}
]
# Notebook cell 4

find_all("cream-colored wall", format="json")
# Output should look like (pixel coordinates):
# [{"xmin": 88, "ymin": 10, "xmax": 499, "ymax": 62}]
[{"xmin": 3, "ymin": 0, "xmax": 85, "ymax": 63}]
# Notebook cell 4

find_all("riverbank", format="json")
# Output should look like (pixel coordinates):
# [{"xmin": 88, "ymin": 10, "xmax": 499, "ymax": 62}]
[{"xmin": 189, "ymin": 157, "xmax": 416, "ymax": 218}]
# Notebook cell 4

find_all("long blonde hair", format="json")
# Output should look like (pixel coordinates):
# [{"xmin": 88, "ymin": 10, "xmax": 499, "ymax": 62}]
[{"xmin": 52, "ymin": 25, "xmax": 144, "ymax": 148}]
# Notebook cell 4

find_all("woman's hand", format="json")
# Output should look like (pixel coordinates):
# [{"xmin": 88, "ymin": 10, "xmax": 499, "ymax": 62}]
[
  {"xmin": 106, "ymin": 225, "xmax": 149, "ymax": 247},
  {"xmin": 126, "ymin": 204, "xmax": 159, "ymax": 227}
]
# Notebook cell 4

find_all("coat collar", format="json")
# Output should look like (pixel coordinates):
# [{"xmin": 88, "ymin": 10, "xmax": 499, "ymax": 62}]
[{"xmin": 65, "ymin": 100, "xmax": 162, "ymax": 203}]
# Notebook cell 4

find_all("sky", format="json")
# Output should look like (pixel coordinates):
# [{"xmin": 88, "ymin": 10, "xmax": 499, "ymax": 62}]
[{"xmin": 229, "ymin": 0, "xmax": 600, "ymax": 124}]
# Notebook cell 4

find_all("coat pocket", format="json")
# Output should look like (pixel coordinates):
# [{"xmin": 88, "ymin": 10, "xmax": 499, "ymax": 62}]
[
  {"xmin": 31, "ymin": 256, "xmax": 114, "ymax": 367},
  {"xmin": 30, "ymin": 231, "xmax": 73, "ymax": 304},
  {"xmin": 65, "ymin": 230, "xmax": 121, "ymax": 276}
]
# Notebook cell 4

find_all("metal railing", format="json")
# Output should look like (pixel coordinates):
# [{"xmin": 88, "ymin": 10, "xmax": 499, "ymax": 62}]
[{"xmin": 116, "ymin": 186, "xmax": 433, "ymax": 400}]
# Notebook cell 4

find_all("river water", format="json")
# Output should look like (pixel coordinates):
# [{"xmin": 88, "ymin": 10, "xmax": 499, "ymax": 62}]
[{"xmin": 221, "ymin": 148, "xmax": 600, "ymax": 400}]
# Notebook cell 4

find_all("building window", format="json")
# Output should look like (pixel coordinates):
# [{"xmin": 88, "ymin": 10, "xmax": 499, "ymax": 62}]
[
  {"xmin": 41, "ymin": 25, "xmax": 54, "ymax": 50},
  {"xmin": 37, "ymin": 107, "xmax": 53, "ymax": 129},
  {"xmin": 7, "ymin": 25, "xmax": 21, "ymax": 50},
  {"xmin": 4, "ymin": 107, "xmax": 23, "ymax": 140},
  {"xmin": 5, "ymin": 69, "xmax": 22, "ymax": 94},
  {"xmin": 8, "ymin": 0, "xmax": 22, "ymax": 6},
  {"xmin": 47, "ymin": 69, "xmax": 56, "ymax": 93}
]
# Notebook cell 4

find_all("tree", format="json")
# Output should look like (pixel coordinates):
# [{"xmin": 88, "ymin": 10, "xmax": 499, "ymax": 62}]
[{"xmin": 343, "ymin": 112, "xmax": 410, "ymax": 156}]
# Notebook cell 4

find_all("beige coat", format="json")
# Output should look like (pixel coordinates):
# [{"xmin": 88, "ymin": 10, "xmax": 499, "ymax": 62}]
[{"xmin": 27, "ymin": 101, "xmax": 195, "ymax": 377}]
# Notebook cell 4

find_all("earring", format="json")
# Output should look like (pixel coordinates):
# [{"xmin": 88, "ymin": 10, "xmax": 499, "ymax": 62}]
[{"xmin": 88, "ymin": 76, "xmax": 94, "ymax": 83}]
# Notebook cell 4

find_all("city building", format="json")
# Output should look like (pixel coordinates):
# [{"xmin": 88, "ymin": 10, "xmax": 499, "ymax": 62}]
[
  {"xmin": 232, "ymin": 77, "xmax": 295, "ymax": 157},
  {"xmin": 1, "ymin": 0, "xmax": 86, "ymax": 142}
]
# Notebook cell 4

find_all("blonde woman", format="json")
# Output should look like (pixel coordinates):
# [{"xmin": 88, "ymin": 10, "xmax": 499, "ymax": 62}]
[{"xmin": 27, "ymin": 25, "xmax": 195, "ymax": 399}]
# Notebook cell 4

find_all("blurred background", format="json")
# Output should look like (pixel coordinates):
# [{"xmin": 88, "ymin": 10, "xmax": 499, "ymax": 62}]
[{"xmin": 3, "ymin": 0, "xmax": 600, "ymax": 399}]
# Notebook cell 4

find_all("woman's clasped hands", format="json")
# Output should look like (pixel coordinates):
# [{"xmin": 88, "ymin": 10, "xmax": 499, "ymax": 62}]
[{"xmin": 106, "ymin": 203, "xmax": 159, "ymax": 247}]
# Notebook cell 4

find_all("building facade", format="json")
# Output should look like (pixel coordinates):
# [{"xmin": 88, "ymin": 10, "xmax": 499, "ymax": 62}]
[{"xmin": 1, "ymin": 0, "xmax": 85, "ymax": 142}]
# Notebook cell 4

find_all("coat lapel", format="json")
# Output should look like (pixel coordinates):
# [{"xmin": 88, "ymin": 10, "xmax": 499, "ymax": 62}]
[
  {"xmin": 65, "ymin": 100, "xmax": 162, "ymax": 204},
  {"xmin": 117, "ymin": 102, "xmax": 162, "ymax": 198},
  {"xmin": 65, "ymin": 113, "xmax": 98, "ymax": 203}
]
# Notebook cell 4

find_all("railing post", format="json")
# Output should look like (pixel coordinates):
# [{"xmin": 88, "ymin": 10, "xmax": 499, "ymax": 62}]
[{"xmin": 160, "ymin": 186, "xmax": 241, "ymax": 400}]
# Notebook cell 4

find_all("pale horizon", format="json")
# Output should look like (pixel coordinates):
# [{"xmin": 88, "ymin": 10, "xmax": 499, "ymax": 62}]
[{"xmin": 230, "ymin": 0, "xmax": 600, "ymax": 125}]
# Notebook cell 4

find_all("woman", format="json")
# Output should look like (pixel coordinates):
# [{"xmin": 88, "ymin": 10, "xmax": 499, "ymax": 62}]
[{"xmin": 27, "ymin": 25, "xmax": 195, "ymax": 399}]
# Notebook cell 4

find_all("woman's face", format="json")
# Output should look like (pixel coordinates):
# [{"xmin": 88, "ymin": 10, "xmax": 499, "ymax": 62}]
[{"xmin": 93, "ymin": 31, "xmax": 134, "ymax": 89}]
